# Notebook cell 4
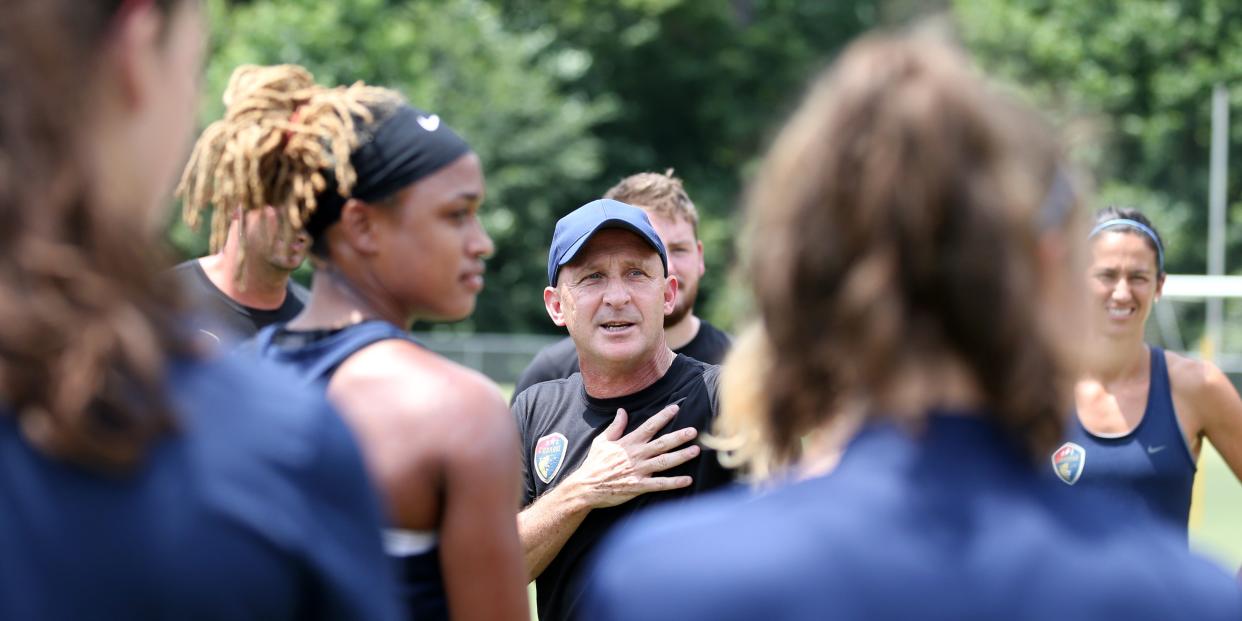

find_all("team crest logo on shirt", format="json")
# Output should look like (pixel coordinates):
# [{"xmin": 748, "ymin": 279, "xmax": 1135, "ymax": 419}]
[
  {"xmin": 534, "ymin": 433, "xmax": 569, "ymax": 484},
  {"xmin": 1051, "ymin": 441, "xmax": 1086, "ymax": 486}
]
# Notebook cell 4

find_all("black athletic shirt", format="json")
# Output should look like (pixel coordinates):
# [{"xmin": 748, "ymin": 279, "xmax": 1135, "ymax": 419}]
[
  {"xmin": 513, "ymin": 354, "xmax": 732, "ymax": 621},
  {"xmin": 169, "ymin": 259, "xmax": 309, "ymax": 345},
  {"xmin": 512, "ymin": 320, "xmax": 731, "ymax": 403}
]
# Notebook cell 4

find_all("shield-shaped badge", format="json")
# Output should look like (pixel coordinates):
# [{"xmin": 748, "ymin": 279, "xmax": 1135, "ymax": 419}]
[
  {"xmin": 1051, "ymin": 441, "xmax": 1086, "ymax": 485},
  {"xmin": 534, "ymin": 433, "xmax": 569, "ymax": 484}
]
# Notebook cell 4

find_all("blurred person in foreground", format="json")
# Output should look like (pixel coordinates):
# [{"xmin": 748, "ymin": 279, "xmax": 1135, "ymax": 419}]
[
  {"xmin": 710, "ymin": 322, "xmax": 856, "ymax": 484},
  {"xmin": 513, "ymin": 171, "xmax": 731, "ymax": 401},
  {"xmin": 1051, "ymin": 206, "xmax": 1242, "ymax": 537},
  {"xmin": 581, "ymin": 33, "xmax": 1242, "ymax": 620},
  {"xmin": 514, "ymin": 199, "xmax": 732, "ymax": 621},
  {"xmin": 184, "ymin": 64, "xmax": 528, "ymax": 620},
  {"xmin": 0, "ymin": 1, "xmax": 399, "ymax": 619}
]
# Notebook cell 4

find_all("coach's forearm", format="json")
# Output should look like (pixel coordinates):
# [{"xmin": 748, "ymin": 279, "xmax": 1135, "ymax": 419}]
[{"xmin": 517, "ymin": 480, "xmax": 592, "ymax": 581}]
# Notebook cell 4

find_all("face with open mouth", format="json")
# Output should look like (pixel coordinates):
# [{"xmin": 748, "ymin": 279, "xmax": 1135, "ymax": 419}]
[
  {"xmin": 1087, "ymin": 230, "xmax": 1163, "ymax": 340},
  {"xmin": 547, "ymin": 228, "xmax": 677, "ymax": 369}
]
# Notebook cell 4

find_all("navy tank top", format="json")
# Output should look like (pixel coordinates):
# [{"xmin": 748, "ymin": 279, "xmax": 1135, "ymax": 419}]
[
  {"xmin": 252, "ymin": 320, "xmax": 449, "ymax": 620},
  {"xmin": 1053, "ymin": 346, "xmax": 1196, "ymax": 534}
]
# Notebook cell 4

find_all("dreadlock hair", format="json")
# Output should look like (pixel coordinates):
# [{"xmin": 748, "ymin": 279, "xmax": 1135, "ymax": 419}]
[
  {"xmin": 178, "ymin": 64, "xmax": 404, "ymax": 265},
  {"xmin": 0, "ymin": 0, "xmax": 196, "ymax": 470}
]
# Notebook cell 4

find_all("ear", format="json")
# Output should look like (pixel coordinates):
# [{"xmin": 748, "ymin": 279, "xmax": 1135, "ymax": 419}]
[
  {"xmin": 695, "ymin": 239, "xmax": 706, "ymax": 276},
  {"xmin": 1155, "ymin": 272, "xmax": 1166, "ymax": 301},
  {"xmin": 544, "ymin": 286, "xmax": 567, "ymax": 327},
  {"xmin": 663, "ymin": 274, "xmax": 679, "ymax": 317},
  {"xmin": 109, "ymin": 1, "xmax": 164, "ymax": 112},
  {"xmin": 336, "ymin": 198, "xmax": 383, "ymax": 256}
]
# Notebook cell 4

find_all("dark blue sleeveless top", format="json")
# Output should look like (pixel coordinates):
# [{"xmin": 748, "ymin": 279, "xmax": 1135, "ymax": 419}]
[
  {"xmin": 252, "ymin": 320, "xmax": 448, "ymax": 621},
  {"xmin": 1055, "ymin": 346, "xmax": 1196, "ymax": 535}
]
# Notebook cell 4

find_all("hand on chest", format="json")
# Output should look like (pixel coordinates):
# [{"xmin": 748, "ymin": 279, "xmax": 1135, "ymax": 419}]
[{"xmin": 532, "ymin": 394, "xmax": 706, "ymax": 489}]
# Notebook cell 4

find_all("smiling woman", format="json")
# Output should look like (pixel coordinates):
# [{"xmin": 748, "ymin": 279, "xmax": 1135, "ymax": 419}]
[
  {"xmin": 1059, "ymin": 206, "xmax": 1242, "ymax": 537},
  {"xmin": 182, "ymin": 64, "xmax": 529, "ymax": 621}
]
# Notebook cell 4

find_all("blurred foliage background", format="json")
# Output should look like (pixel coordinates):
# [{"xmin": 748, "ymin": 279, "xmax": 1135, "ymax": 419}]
[{"xmin": 172, "ymin": 0, "xmax": 1242, "ymax": 346}]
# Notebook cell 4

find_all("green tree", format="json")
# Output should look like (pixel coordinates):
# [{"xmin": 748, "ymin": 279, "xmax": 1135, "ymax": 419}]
[
  {"xmin": 955, "ymin": 0, "xmax": 1242, "ymax": 347},
  {"xmin": 175, "ymin": 0, "xmax": 612, "ymax": 333},
  {"xmin": 490, "ymin": 0, "xmax": 882, "ymax": 329}
]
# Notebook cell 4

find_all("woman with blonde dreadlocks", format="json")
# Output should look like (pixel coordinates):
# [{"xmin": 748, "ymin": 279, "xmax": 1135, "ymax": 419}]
[
  {"xmin": 180, "ymin": 64, "xmax": 528, "ymax": 621},
  {"xmin": 0, "ymin": 1, "xmax": 400, "ymax": 619}
]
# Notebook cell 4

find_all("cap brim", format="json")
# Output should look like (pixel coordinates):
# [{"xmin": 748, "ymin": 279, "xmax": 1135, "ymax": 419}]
[{"xmin": 553, "ymin": 219, "xmax": 663, "ymax": 285}]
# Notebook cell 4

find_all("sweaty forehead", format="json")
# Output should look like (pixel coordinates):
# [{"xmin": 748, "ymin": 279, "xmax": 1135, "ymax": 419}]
[
  {"xmin": 1092, "ymin": 230, "xmax": 1157, "ymax": 256},
  {"xmin": 1091, "ymin": 231, "xmax": 1158, "ymax": 266}
]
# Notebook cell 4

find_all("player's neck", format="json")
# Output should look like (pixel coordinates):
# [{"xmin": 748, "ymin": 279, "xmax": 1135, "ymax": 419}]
[
  {"xmin": 199, "ymin": 251, "xmax": 289, "ymax": 310},
  {"xmin": 580, "ymin": 344, "xmax": 676, "ymax": 399},
  {"xmin": 1085, "ymin": 337, "xmax": 1149, "ymax": 384},
  {"xmin": 287, "ymin": 262, "xmax": 409, "ymax": 331},
  {"xmin": 664, "ymin": 313, "xmax": 701, "ymax": 351}
]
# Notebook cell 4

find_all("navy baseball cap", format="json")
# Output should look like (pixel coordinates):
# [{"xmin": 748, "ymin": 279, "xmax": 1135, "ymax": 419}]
[{"xmin": 547, "ymin": 199, "xmax": 668, "ymax": 286}]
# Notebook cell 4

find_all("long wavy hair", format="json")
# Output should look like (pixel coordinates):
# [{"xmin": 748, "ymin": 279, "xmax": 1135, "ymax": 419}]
[
  {"xmin": 728, "ymin": 34, "xmax": 1080, "ymax": 471},
  {"xmin": 0, "ymin": 0, "xmax": 195, "ymax": 469}
]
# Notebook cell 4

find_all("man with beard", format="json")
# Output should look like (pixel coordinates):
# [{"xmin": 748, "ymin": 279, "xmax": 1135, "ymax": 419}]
[
  {"xmin": 513, "ymin": 171, "xmax": 730, "ymax": 401},
  {"xmin": 170, "ymin": 205, "xmax": 310, "ymax": 345}
]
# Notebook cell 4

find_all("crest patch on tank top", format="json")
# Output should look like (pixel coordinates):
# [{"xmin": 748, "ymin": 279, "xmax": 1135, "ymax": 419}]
[
  {"xmin": 534, "ymin": 433, "xmax": 569, "ymax": 484},
  {"xmin": 1051, "ymin": 441, "xmax": 1086, "ymax": 485}
]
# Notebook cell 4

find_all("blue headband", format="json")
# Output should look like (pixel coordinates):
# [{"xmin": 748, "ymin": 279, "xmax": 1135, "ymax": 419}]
[{"xmin": 1088, "ymin": 218, "xmax": 1165, "ymax": 272}]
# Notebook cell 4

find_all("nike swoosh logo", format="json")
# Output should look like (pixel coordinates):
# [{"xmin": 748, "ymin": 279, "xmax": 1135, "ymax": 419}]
[
  {"xmin": 1147, "ymin": 445, "xmax": 1166, "ymax": 454},
  {"xmin": 417, "ymin": 114, "xmax": 440, "ymax": 131}
]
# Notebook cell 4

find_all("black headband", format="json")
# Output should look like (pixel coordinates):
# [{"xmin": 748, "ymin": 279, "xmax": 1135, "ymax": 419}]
[{"xmin": 305, "ymin": 104, "xmax": 471, "ymax": 240}]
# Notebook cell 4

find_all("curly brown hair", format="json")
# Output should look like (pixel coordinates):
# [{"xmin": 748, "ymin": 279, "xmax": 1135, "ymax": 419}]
[
  {"xmin": 741, "ymin": 34, "xmax": 1079, "ymax": 469},
  {"xmin": 0, "ymin": 0, "xmax": 196, "ymax": 469}
]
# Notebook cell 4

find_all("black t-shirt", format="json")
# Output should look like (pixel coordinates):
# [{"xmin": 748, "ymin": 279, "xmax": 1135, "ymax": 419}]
[
  {"xmin": 513, "ymin": 354, "xmax": 732, "ymax": 621},
  {"xmin": 169, "ymin": 259, "xmax": 309, "ymax": 345},
  {"xmin": 512, "ymin": 320, "xmax": 732, "ymax": 403}
]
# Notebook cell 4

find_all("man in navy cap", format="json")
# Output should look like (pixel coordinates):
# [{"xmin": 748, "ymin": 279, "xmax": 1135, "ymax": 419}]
[{"xmin": 513, "ymin": 199, "xmax": 732, "ymax": 621}]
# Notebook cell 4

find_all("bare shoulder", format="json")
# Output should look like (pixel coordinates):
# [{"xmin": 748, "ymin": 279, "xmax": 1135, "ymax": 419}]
[
  {"xmin": 1165, "ymin": 349, "xmax": 1240, "ymax": 420},
  {"xmin": 332, "ymin": 339, "xmax": 509, "ymax": 427}
]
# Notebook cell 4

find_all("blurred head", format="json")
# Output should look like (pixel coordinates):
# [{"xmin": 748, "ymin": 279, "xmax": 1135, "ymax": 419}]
[
  {"xmin": 0, "ymin": 0, "xmax": 206, "ymax": 468},
  {"xmin": 605, "ymin": 171, "xmax": 704, "ymax": 326},
  {"xmin": 708, "ymin": 323, "xmax": 777, "ymax": 480},
  {"xmin": 1086, "ymin": 207, "xmax": 1165, "ymax": 342},
  {"xmin": 544, "ymin": 200, "xmax": 676, "ymax": 371},
  {"xmin": 745, "ymin": 34, "xmax": 1084, "ymax": 465},
  {"xmin": 232, "ymin": 206, "xmax": 310, "ymax": 274},
  {"xmin": 179, "ymin": 64, "xmax": 492, "ymax": 323}
]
